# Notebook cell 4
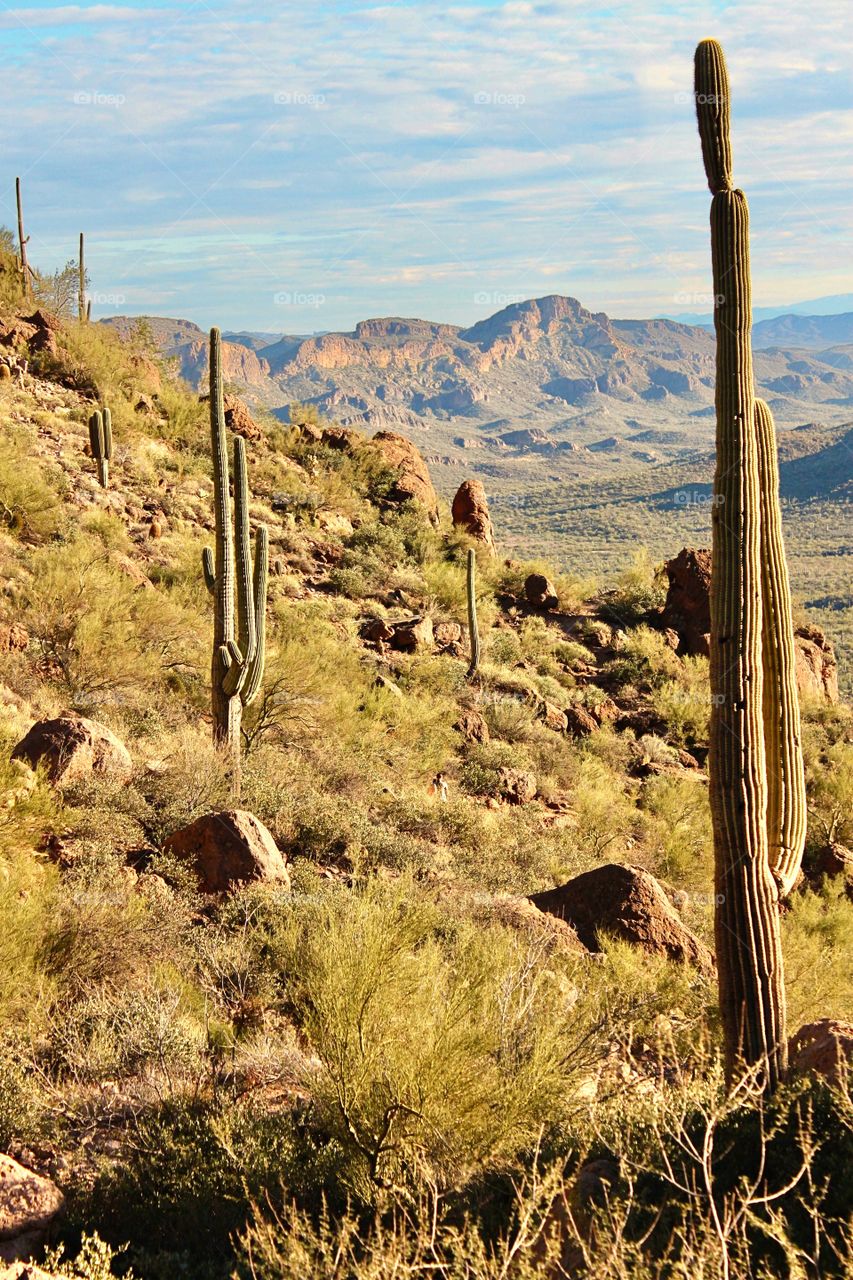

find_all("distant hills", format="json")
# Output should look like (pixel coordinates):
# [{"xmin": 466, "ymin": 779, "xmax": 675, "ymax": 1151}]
[{"xmin": 102, "ymin": 296, "xmax": 853, "ymax": 467}]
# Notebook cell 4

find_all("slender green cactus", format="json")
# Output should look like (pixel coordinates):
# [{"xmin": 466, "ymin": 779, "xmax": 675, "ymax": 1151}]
[
  {"xmin": 695, "ymin": 38, "xmax": 787, "ymax": 1089},
  {"xmin": 78, "ymin": 233, "xmax": 86, "ymax": 322},
  {"xmin": 88, "ymin": 406, "xmax": 112, "ymax": 487},
  {"xmin": 755, "ymin": 398, "xmax": 807, "ymax": 896},
  {"xmin": 15, "ymin": 178, "xmax": 31, "ymax": 300},
  {"xmin": 466, "ymin": 547, "xmax": 480, "ymax": 680},
  {"xmin": 202, "ymin": 327, "xmax": 268, "ymax": 797}
]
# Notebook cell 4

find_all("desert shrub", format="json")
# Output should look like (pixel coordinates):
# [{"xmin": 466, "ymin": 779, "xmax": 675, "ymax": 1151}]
[
  {"xmin": 0, "ymin": 425, "xmax": 66, "ymax": 540},
  {"xmin": 638, "ymin": 773, "xmax": 713, "ymax": 889},
  {"xmin": 269, "ymin": 878, "xmax": 593, "ymax": 1202},
  {"xmin": 782, "ymin": 880, "xmax": 853, "ymax": 1027},
  {"xmin": 651, "ymin": 655, "xmax": 711, "ymax": 744},
  {"xmin": 606, "ymin": 625, "xmax": 683, "ymax": 693},
  {"xmin": 599, "ymin": 549, "xmax": 667, "ymax": 627},
  {"xmin": 18, "ymin": 532, "xmax": 200, "ymax": 716}
]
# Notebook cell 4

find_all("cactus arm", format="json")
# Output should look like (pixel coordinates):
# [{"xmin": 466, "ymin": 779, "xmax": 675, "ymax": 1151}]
[
  {"xmin": 755, "ymin": 399, "xmax": 807, "ymax": 896},
  {"xmin": 696, "ymin": 38, "xmax": 787, "ymax": 1089},
  {"xmin": 466, "ymin": 547, "xmax": 481, "ymax": 681},
  {"xmin": 232, "ymin": 436, "xmax": 257, "ymax": 673},
  {"xmin": 102, "ymin": 407, "xmax": 113, "ymax": 461},
  {"xmin": 241, "ymin": 525, "xmax": 268, "ymax": 707},
  {"xmin": 202, "ymin": 547, "xmax": 216, "ymax": 594}
]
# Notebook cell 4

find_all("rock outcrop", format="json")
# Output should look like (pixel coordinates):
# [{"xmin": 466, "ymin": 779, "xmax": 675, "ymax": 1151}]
[
  {"xmin": 794, "ymin": 623, "xmax": 839, "ymax": 703},
  {"xmin": 529, "ymin": 863, "xmax": 714, "ymax": 970},
  {"xmin": 662, "ymin": 547, "xmax": 711, "ymax": 657},
  {"xmin": 788, "ymin": 1019, "xmax": 853, "ymax": 1085},
  {"xmin": 389, "ymin": 617, "xmax": 434, "ymax": 652},
  {"xmin": 451, "ymin": 479, "xmax": 496, "ymax": 551},
  {"xmin": 0, "ymin": 1155, "xmax": 64, "ymax": 1264},
  {"xmin": 368, "ymin": 432, "xmax": 439, "ymax": 525},
  {"xmin": 524, "ymin": 574, "xmax": 559, "ymax": 611},
  {"xmin": 11, "ymin": 713, "xmax": 132, "ymax": 786},
  {"xmin": 164, "ymin": 809, "xmax": 290, "ymax": 894},
  {"xmin": 498, "ymin": 767, "xmax": 537, "ymax": 805}
]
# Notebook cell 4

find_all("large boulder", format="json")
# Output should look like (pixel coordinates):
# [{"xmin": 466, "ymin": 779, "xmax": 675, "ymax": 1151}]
[
  {"xmin": 662, "ymin": 547, "xmax": 711, "ymax": 657},
  {"xmin": 0, "ymin": 1155, "xmax": 64, "ymax": 1264},
  {"xmin": 498, "ymin": 767, "xmax": 537, "ymax": 805},
  {"xmin": 11, "ymin": 713, "xmax": 132, "ymax": 786},
  {"xmin": 453, "ymin": 709, "xmax": 489, "ymax": 744},
  {"xmin": 451, "ymin": 479, "xmax": 496, "ymax": 552},
  {"xmin": 788, "ymin": 1019, "xmax": 853, "ymax": 1085},
  {"xmin": 794, "ymin": 623, "xmax": 839, "ymax": 703},
  {"xmin": 529, "ymin": 864, "xmax": 714, "ymax": 971},
  {"xmin": 0, "ymin": 624, "xmax": 28, "ymax": 654},
  {"xmin": 164, "ymin": 809, "xmax": 290, "ymax": 894},
  {"xmin": 223, "ymin": 392, "xmax": 260, "ymax": 441},
  {"xmin": 368, "ymin": 432, "xmax": 439, "ymax": 526},
  {"xmin": 525, "ymin": 573, "xmax": 559, "ymax": 611},
  {"xmin": 389, "ymin": 616, "xmax": 434, "ymax": 652},
  {"xmin": 564, "ymin": 704, "xmax": 599, "ymax": 738}
]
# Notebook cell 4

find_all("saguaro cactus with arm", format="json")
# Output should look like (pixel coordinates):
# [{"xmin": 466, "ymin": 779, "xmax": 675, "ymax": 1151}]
[
  {"xmin": 202, "ymin": 327, "xmax": 268, "ymax": 797},
  {"xmin": 695, "ymin": 38, "xmax": 787, "ymax": 1089}
]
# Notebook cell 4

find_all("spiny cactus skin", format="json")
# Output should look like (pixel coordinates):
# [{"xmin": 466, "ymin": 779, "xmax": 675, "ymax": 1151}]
[
  {"xmin": 696, "ymin": 38, "xmax": 787, "ymax": 1090},
  {"xmin": 203, "ymin": 327, "xmax": 268, "ymax": 795},
  {"xmin": 88, "ymin": 407, "xmax": 112, "ymax": 487},
  {"xmin": 755, "ymin": 398, "xmax": 807, "ymax": 896},
  {"xmin": 466, "ymin": 547, "xmax": 480, "ymax": 680},
  {"xmin": 15, "ymin": 178, "xmax": 30, "ymax": 300}
]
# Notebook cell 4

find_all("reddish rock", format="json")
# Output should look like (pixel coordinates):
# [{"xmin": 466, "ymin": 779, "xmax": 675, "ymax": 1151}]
[
  {"xmin": 360, "ymin": 617, "xmax": 395, "ymax": 645},
  {"xmin": 524, "ymin": 573, "xmax": 559, "ymax": 610},
  {"xmin": 433, "ymin": 621, "xmax": 463, "ymax": 648},
  {"xmin": 794, "ymin": 623, "xmax": 839, "ymax": 704},
  {"xmin": 368, "ymin": 431, "xmax": 439, "ymax": 525},
  {"xmin": 11, "ymin": 713, "xmax": 132, "ymax": 786},
  {"xmin": 223, "ymin": 392, "xmax": 260, "ymax": 441},
  {"xmin": 539, "ymin": 700, "xmax": 568, "ymax": 732},
  {"xmin": 453, "ymin": 709, "xmax": 489, "ymax": 743},
  {"xmin": 529, "ymin": 863, "xmax": 714, "ymax": 970},
  {"xmin": 662, "ymin": 547, "xmax": 711, "ymax": 657},
  {"xmin": 788, "ymin": 1019, "xmax": 853, "ymax": 1085},
  {"xmin": 451, "ymin": 479, "xmax": 496, "ymax": 552},
  {"xmin": 0, "ymin": 623, "xmax": 28, "ymax": 653},
  {"xmin": 389, "ymin": 616, "xmax": 434, "ymax": 652},
  {"xmin": 0, "ymin": 1154, "xmax": 64, "ymax": 1264},
  {"xmin": 564, "ymin": 705, "xmax": 599, "ymax": 738},
  {"xmin": 590, "ymin": 696, "xmax": 620, "ymax": 725},
  {"xmin": 164, "ymin": 809, "xmax": 290, "ymax": 894},
  {"xmin": 498, "ymin": 767, "xmax": 537, "ymax": 805}
]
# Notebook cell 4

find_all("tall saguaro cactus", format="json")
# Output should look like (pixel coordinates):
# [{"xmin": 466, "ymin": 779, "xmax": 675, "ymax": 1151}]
[
  {"xmin": 695, "ymin": 38, "xmax": 798, "ymax": 1090},
  {"xmin": 88, "ymin": 407, "xmax": 112, "ymax": 487},
  {"xmin": 15, "ymin": 178, "xmax": 30, "ymax": 299},
  {"xmin": 202, "ymin": 327, "xmax": 268, "ymax": 797},
  {"xmin": 466, "ymin": 548, "xmax": 480, "ymax": 680}
]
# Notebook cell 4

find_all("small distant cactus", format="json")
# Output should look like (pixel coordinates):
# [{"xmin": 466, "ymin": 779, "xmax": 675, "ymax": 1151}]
[
  {"xmin": 88, "ymin": 406, "xmax": 112, "ymax": 487},
  {"xmin": 466, "ymin": 548, "xmax": 480, "ymax": 680},
  {"xmin": 202, "ymin": 327, "xmax": 268, "ymax": 797},
  {"xmin": 78, "ymin": 233, "xmax": 86, "ymax": 322}
]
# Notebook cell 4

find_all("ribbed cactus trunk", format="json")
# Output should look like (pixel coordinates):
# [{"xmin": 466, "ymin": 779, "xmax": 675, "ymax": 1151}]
[
  {"xmin": 204, "ymin": 327, "xmax": 268, "ymax": 801},
  {"xmin": 78, "ymin": 233, "xmax": 86, "ymax": 322},
  {"xmin": 696, "ymin": 39, "xmax": 787, "ymax": 1089},
  {"xmin": 208, "ymin": 328, "xmax": 241, "ymax": 784},
  {"xmin": 88, "ymin": 407, "xmax": 112, "ymax": 488},
  {"xmin": 466, "ymin": 548, "xmax": 480, "ymax": 680},
  {"xmin": 755, "ymin": 399, "xmax": 807, "ymax": 896},
  {"xmin": 15, "ymin": 178, "xmax": 30, "ymax": 300}
]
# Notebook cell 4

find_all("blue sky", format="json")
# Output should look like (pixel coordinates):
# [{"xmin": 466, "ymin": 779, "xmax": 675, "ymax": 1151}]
[{"xmin": 2, "ymin": 0, "xmax": 851, "ymax": 332}]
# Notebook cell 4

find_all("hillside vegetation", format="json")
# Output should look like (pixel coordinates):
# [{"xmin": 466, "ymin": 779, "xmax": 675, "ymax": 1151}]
[{"xmin": 0, "ymin": 256, "xmax": 852, "ymax": 1278}]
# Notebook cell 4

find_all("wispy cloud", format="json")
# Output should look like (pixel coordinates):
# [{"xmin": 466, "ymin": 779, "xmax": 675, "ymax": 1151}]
[{"xmin": 3, "ymin": 0, "xmax": 852, "ymax": 329}]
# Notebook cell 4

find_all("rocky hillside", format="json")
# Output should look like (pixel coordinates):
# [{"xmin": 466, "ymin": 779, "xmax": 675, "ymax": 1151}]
[
  {"xmin": 0, "ymin": 300, "xmax": 851, "ymax": 1279},
  {"xmin": 101, "ymin": 296, "xmax": 853, "ymax": 454}
]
